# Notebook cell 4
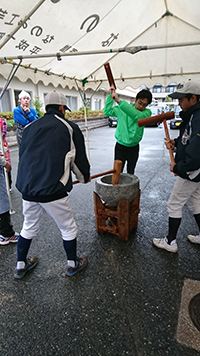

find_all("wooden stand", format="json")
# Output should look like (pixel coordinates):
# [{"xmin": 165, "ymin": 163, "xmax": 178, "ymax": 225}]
[{"xmin": 93, "ymin": 190, "xmax": 140, "ymax": 241}]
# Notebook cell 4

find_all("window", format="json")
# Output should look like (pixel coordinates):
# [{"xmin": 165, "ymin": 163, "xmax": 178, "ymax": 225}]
[
  {"xmin": 165, "ymin": 85, "xmax": 175, "ymax": 93},
  {"xmin": 152, "ymin": 85, "xmax": 162, "ymax": 93},
  {"xmin": 0, "ymin": 89, "xmax": 12, "ymax": 112},
  {"xmin": 66, "ymin": 96, "xmax": 78, "ymax": 111},
  {"xmin": 94, "ymin": 99, "xmax": 101, "ymax": 110}
]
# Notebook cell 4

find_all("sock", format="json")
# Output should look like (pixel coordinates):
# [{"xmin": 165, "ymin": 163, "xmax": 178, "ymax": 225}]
[
  {"xmin": 16, "ymin": 261, "xmax": 26, "ymax": 270},
  {"xmin": 63, "ymin": 239, "xmax": 77, "ymax": 266},
  {"xmin": 167, "ymin": 217, "xmax": 181, "ymax": 244},
  {"xmin": 17, "ymin": 235, "xmax": 32, "ymax": 263},
  {"xmin": 194, "ymin": 214, "xmax": 200, "ymax": 232}
]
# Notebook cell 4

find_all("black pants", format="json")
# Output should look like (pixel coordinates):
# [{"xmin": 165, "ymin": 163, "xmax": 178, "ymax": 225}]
[
  {"xmin": 114, "ymin": 142, "xmax": 139, "ymax": 174},
  {"xmin": 0, "ymin": 211, "xmax": 15, "ymax": 237}
]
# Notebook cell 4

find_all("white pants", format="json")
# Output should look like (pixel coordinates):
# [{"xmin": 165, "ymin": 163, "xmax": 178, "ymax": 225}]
[
  {"xmin": 167, "ymin": 177, "xmax": 200, "ymax": 218},
  {"xmin": 21, "ymin": 196, "xmax": 77, "ymax": 241}
]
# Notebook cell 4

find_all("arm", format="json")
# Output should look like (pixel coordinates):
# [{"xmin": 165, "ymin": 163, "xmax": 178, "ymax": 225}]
[
  {"xmin": 118, "ymin": 101, "xmax": 152, "ymax": 121},
  {"xmin": 13, "ymin": 107, "xmax": 38, "ymax": 126},
  {"xmin": 173, "ymin": 119, "xmax": 200, "ymax": 176},
  {"xmin": 173, "ymin": 135, "xmax": 200, "ymax": 175},
  {"xmin": 71, "ymin": 125, "xmax": 90, "ymax": 183},
  {"xmin": 26, "ymin": 108, "xmax": 38, "ymax": 122},
  {"xmin": 0, "ymin": 156, "xmax": 11, "ymax": 171},
  {"xmin": 103, "ymin": 94, "xmax": 119, "ymax": 117}
]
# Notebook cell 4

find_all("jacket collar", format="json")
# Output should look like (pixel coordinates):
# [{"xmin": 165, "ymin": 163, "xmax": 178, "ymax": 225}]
[{"xmin": 46, "ymin": 107, "xmax": 66, "ymax": 119}]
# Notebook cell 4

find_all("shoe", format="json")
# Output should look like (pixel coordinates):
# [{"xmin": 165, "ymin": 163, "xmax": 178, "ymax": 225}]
[
  {"xmin": 187, "ymin": 234, "xmax": 200, "ymax": 244},
  {"xmin": 152, "ymin": 237, "xmax": 178, "ymax": 253},
  {"xmin": 65, "ymin": 256, "xmax": 88, "ymax": 277},
  {"xmin": 0, "ymin": 233, "xmax": 19, "ymax": 245},
  {"xmin": 14, "ymin": 256, "xmax": 39, "ymax": 279}
]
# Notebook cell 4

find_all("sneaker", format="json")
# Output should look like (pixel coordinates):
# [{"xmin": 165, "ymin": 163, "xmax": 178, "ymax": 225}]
[
  {"xmin": 152, "ymin": 237, "xmax": 178, "ymax": 253},
  {"xmin": 187, "ymin": 234, "xmax": 200, "ymax": 244},
  {"xmin": 0, "ymin": 233, "xmax": 19, "ymax": 246},
  {"xmin": 65, "ymin": 256, "xmax": 88, "ymax": 277},
  {"xmin": 14, "ymin": 256, "xmax": 39, "ymax": 279}
]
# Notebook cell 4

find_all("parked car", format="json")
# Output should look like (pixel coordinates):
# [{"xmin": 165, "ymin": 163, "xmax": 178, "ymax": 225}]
[
  {"xmin": 170, "ymin": 105, "xmax": 182, "ymax": 129},
  {"xmin": 108, "ymin": 116, "xmax": 118, "ymax": 127},
  {"xmin": 170, "ymin": 117, "xmax": 182, "ymax": 129}
]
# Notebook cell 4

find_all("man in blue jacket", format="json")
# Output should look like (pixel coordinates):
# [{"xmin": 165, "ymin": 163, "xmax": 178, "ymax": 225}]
[
  {"xmin": 153, "ymin": 81, "xmax": 200, "ymax": 253},
  {"xmin": 15, "ymin": 91, "xmax": 90, "ymax": 278}
]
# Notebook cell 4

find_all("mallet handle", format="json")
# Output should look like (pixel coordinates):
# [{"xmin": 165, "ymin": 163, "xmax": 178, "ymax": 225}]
[
  {"xmin": 163, "ymin": 119, "xmax": 175, "ymax": 164},
  {"xmin": 104, "ymin": 62, "xmax": 116, "ymax": 89},
  {"xmin": 73, "ymin": 169, "xmax": 115, "ymax": 185}
]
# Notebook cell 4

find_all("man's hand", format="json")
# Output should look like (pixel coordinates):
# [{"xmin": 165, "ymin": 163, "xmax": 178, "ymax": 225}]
[
  {"xmin": 22, "ymin": 105, "xmax": 30, "ymax": 113},
  {"xmin": 165, "ymin": 139, "xmax": 175, "ymax": 150},
  {"xmin": 4, "ymin": 162, "xmax": 12, "ymax": 172},
  {"xmin": 170, "ymin": 162, "xmax": 176, "ymax": 172},
  {"xmin": 109, "ymin": 85, "xmax": 116, "ymax": 95}
]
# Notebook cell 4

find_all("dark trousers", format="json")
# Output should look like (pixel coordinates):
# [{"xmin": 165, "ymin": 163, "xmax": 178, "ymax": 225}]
[
  {"xmin": 114, "ymin": 142, "xmax": 139, "ymax": 174},
  {"xmin": 0, "ymin": 211, "xmax": 15, "ymax": 237}
]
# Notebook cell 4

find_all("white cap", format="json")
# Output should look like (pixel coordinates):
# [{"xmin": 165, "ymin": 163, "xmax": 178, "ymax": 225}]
[
  {"xmin": 169, "ymin": 81, "xmax": 200, "ymax": 99},
  {"xmin": 18, "ymin": 90, "xmax": 31, "ymax": 100},
  {"xmin": 45, "ymin": 91, "xmax": 67, "ymax": 107}
]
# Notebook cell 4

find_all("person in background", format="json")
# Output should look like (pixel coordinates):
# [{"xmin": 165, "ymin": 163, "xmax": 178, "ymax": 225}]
[
  {"xmin": 13, "ymin": 90, "xmax": 38, "ymax": 147},
  {"xmin": 153, "ymin": 81, "xmax": 200, "ymax": 253},
  {"xmin": 104, "ymin": 86, "xmax": 152, "ymax": 174},
  {"xmin": 0, "ymin": 155, "xmax": 18, "ymax": 245},
  {"xmin": 0, "ymin": 117, "xmax": 12, "ymax": 191},
  {"xmin": 14, "ymin": 91, "xmax": 90, "ymax": 279}
]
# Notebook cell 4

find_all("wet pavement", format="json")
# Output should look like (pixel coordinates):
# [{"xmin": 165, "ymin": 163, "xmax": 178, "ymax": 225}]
[{"xmin": 0, "ymin": 124, "xmax": 200, "ymax": 356}]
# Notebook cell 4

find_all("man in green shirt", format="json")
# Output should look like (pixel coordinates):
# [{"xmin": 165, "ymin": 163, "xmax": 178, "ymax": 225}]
[{"xmin": 104, "ymin": 86, "xmax": 152, "ymax": 174}]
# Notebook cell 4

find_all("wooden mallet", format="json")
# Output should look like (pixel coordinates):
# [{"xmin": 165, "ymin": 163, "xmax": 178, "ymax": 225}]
[
  {"xmin": 73, "ymin": 160, "xmax": 122, "ymax": 185},
  {"xmin": 104, "ymin": 62, "xmax": 116, "ymax": 89},
  {"xmin": 137, "ymin": 111, "xmax": 174, "ymax": 127}
]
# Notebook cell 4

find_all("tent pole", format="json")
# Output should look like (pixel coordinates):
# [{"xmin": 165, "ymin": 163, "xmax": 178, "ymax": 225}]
[
  {"xmin": 1, "ymin": 41, "xmax": 200, "ymax": 61},
  {"xmin": 83, "ymin": 87, "xmax": 90, "ymax": 164},
  {"xmin": 0, "ymin": 60, "xmax": 22, "ymax": 107}
]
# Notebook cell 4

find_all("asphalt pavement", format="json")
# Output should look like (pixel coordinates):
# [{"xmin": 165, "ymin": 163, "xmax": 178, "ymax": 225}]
[{"xmin": 0, "ymin": 124, "xmax": 200, "ymax": 356}]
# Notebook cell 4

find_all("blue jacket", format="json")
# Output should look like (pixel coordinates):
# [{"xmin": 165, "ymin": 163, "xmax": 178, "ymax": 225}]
[
  {"xmin": 16, "ymin": 107, "xmax": 90, "ymax": 202},
  {"xmin": 173, "ymin": 102, "xmax": 200, "ymax": 182},
  {"xmin": 13, "ymin": 105, "xmax": 38, "ymax": 126}
]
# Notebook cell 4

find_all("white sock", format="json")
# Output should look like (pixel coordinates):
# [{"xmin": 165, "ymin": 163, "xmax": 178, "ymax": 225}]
[
  {"xmin": 67, "ymin": 260, "xmax": 76, "ymax": 267},
  {"xmin": 16, "ymin": 261, "xmax": 26, "ymax": 269}
]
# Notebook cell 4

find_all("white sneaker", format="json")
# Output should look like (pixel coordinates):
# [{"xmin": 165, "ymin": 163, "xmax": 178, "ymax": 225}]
[
  {"xmin": 152, "ymin": 237, "xmax": 178, "ymax": 253},
  {"xmin": 187, "ymin": 234, "xmax": 200, "ymax": 244}
]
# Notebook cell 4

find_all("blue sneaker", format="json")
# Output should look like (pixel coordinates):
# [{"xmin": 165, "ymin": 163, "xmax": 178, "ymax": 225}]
[
  {"xmin": 14, "ymin": 256, "xmax": 39, "ymax": 279},
  {"xmin": 65, "ymin": 256, "xmax": 88, "ymax": 277},
  {"xmin": 0, "ymin": 233, "xmax": 19, "ymax": 246}
]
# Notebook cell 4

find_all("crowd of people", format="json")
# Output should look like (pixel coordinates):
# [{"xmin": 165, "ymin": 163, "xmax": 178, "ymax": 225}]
[{"xmin": 1, "ymin": 80, "xmax": 200, "ymax": 279}]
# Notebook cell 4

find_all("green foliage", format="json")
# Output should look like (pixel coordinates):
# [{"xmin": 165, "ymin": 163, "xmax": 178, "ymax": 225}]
[
  {"xmin": 65, "ymin": 109, "xmax": 104, "ymax": 120},
  {"xmin": 6, "ymin": 119, "xmax": 15, "ymax": 127},
  {"xmin": 32, "ymin": 96, "xmax": 44, "ymax": 117},
  {"xmin": 0, "ymin": 111, "xmax": 14, "ymax": 120},
  {"xmin": 164, "ymin": 96, "xmax": 172, "ymax": 102}
]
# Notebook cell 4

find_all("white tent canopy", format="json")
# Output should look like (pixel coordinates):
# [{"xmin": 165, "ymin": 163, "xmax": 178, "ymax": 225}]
[{"xmin": 0, "ymin": 0, "xmax": 200, "ymax": 90}]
